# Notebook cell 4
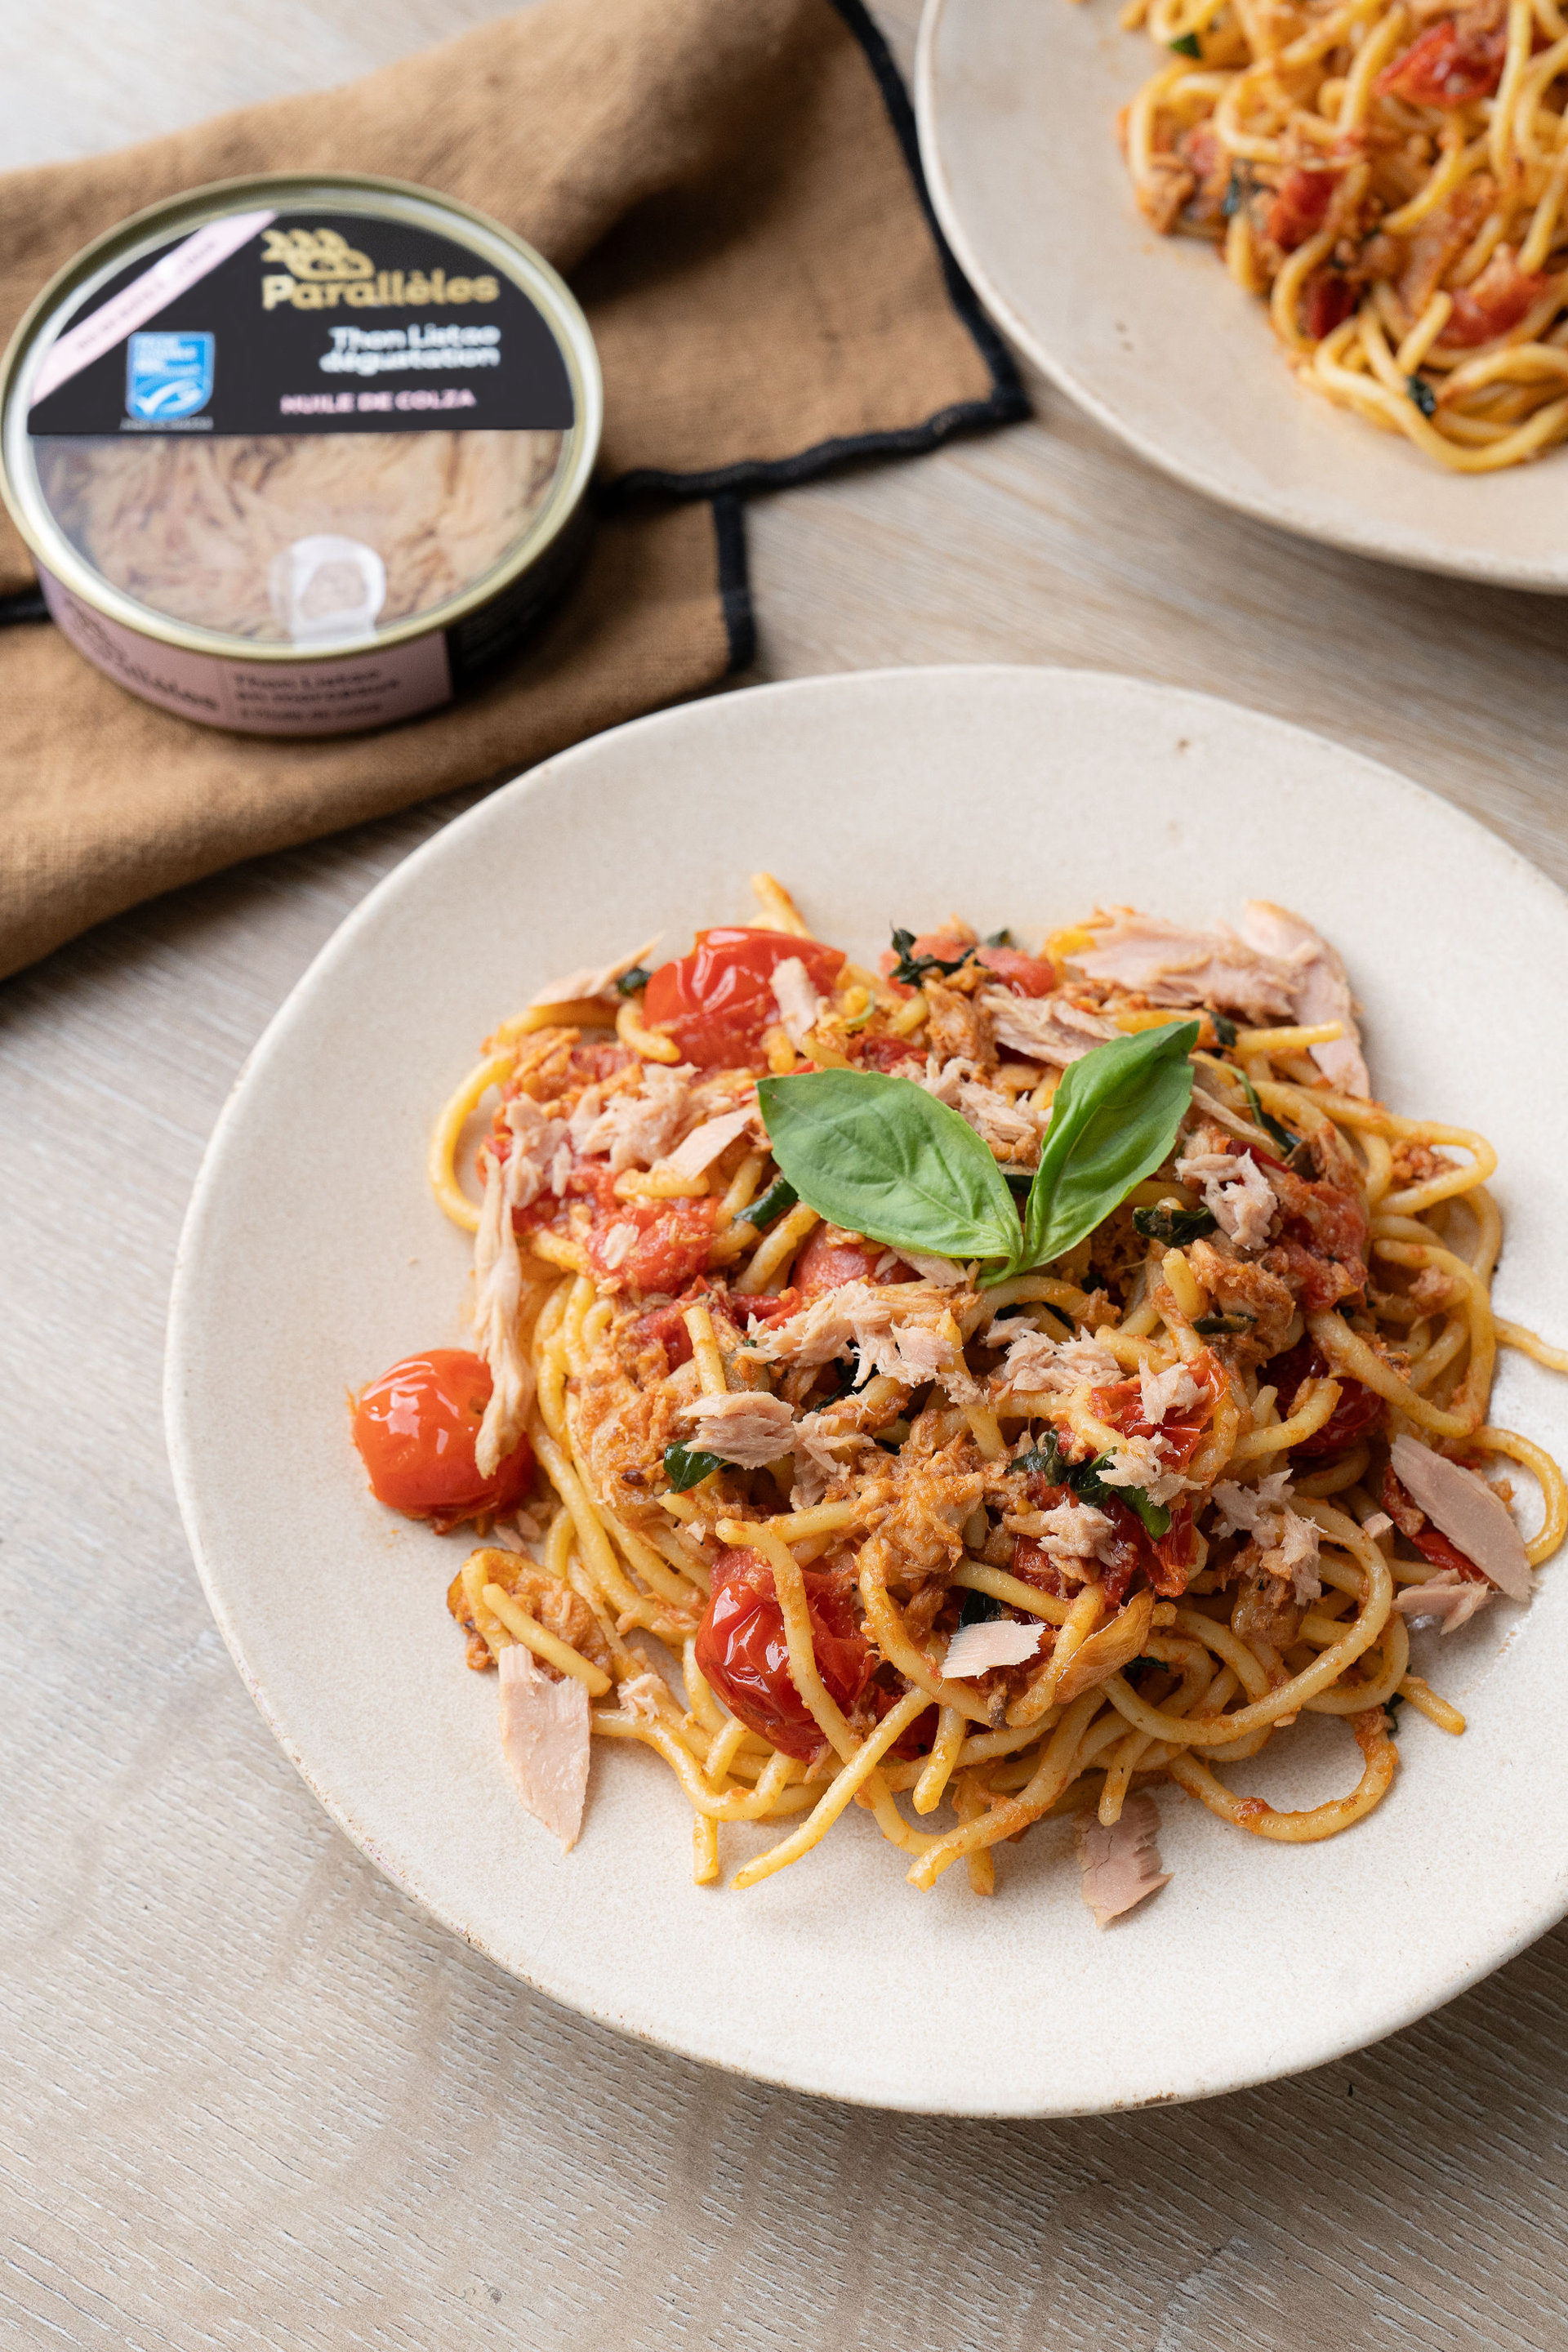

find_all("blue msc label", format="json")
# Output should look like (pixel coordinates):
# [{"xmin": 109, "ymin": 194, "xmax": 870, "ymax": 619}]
[{"xmin": 126, "ymin": 331, "xmax": 215, "ymax": 421}]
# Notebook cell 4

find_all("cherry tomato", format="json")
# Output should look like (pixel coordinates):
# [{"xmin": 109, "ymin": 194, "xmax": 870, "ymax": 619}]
[
  {"xmin": 1267, "ymin": 1338, "xmax": 1383, "ymax": 1457},
  {"xmin": 1089, "ymin": 1348, "xmax": 1223, "ymax": 1471},
  {"xmin": 643, "ymin": 927, "xmax": 845, "ymax": 1069},
  {"xmin": 1445, "ymin": 254, "xmax": 1549, "ymax": 347},
  {"xmin": 879, "ymin": 935, "xmax": 1054, "ymax": 999},
  {"xmin": 851, "ymin": 1033, "xmax": 927, "ymax": 1075},
  {"xmin": 694, "ymin": 1546, "xmax": 878, "ymax": 1760},
  {"xmin": 585, "ymin": 1193, "xmax": 717, "ymax": 1293},
  {"xmin": 1266, "ymin": 165, "xmax": 1335, "ymax": 252},
  {"xmin": 1378, "ymin": 16, "xmax": 1507, "ymax": 106},
  {"xmin": 1303, "ymin": 271, "xmax": 1356, "ymax": 342},
  {"xmin": 792, "ymin": 1223, "xmax": 912, "ymax": 1299},
  {"xmin": 352, "ymin": 1350, "xmax": 534, "ymax": 1521}
]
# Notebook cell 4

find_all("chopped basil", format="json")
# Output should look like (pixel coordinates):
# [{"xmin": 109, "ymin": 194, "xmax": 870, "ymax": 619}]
[
  {"xmin": 663, "ymin": 1442, "xmax": 723, "ymax": 1492},
  {"xmin": 959, "ymin": 1587, "xmax": 1001, "ymax": 1627},
  {"xmin": 1209, "ymin": 1011, "xmax": 1237, "ymax": 1046},
  {"xmin": 1241, "ymin": 1071, "xmax": 1298, "ymax": 1154},
  {"xmin": 1194, "ymin": 1312, "xmax": 1254, "ymax": 1334},
  {"xmin": 985, "ymin": 928, "xmax": 1013, "ymax": 948},
  {"xmin": 1169, "ymin": 29, "xmax": 1202, "ymax": 52},
  {"xmin": 616, "ymin": 965, "xmax": 652, "ymax": 996},
  {"xmin": 1134, "ymin": 1200, "xmax": 1217, "ymax": 1246},
  {"xmin": 1012, "ymin": 1426, "xmax": 1171, "ymax": 1538},
  {"xmin": 1003, "ymin": 1166, "xmax": 1034, "ymax": 1196},
  {"xmin": 1407, "ymin": 374, "xmax": 1436, "ymax": 419},
  {"xmin": 741, "ymin": 1174, "xmax": 798, "ymax": 1232},
  {"xmin": 888, "ymin": 926, "xmax": 972, "ymax": 988},
  {"xmin": 1384, "ymin": 1692, "xmax": 1405, "ymax": 1735}
]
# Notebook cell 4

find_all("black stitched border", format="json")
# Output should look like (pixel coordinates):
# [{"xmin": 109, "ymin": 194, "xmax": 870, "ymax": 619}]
[
  {"xmin": 603, "ymin": 0, "xmax": 1027, "ymax": 506},
  {"xmin": 711, "ymin": 494, "xmax": 755, "ymax": 674},
  {"xmin": 0, "ymin": 588, "xmax": 47, "ymax": 626}
]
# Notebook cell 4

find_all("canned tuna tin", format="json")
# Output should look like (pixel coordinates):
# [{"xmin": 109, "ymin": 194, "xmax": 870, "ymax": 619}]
[{"xmin": 0, "ymin": 173, "xmax": 602, "ymax": 736}]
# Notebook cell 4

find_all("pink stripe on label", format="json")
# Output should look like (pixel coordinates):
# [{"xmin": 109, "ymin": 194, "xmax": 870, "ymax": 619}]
[{"xmin": 30, "ymin": 209, "xmax": 277, "ymax": 407}]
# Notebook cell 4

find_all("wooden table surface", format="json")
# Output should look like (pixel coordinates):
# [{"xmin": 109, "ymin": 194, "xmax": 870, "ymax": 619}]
[{"xmin": 7, "ymin": 5, "xmax": 1568, "ymax": 2346}]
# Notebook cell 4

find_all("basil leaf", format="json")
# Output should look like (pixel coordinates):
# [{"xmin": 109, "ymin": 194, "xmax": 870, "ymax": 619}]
[
  {"xmin": 1118, "ymin": 1486, "xmax": 1173, "ymax": 1539},
  {"xmin": 758, "ymin": 1070, "xmax": 1020, "ymax": 1263},
  {"xmin": 888, "ymin": 926, "xmax": 971, "ymax": 988},
  {"xmin": 1209, "ymin": 1011, "xmax": 1237, "ymax": 1046},
  {"xmin": 1169, "ymin": 29, "xmax": 1201, "ymax": 52},
  {"xmin": 1022, "ymin": 1022, "xmax": 1199, "ymax": 1270},
  {"xmin": 1013, "ymin": 1428, "xmax": 1170, "ymax": 1536},
  {"xmin": 1240, "ymin": 1071, "xmax": 1298, "ymax": 1154},
  {"xmin": 1194, "ymin": 1312, "xmax": 1254, "ymax": 1335},
  {"xmin": 1133, "ymin": 1201, "xmax": 1217, "ymax": 1246},
  {"xmin": 959, "ymin": 1587, "xmax": 1001, "ymax": 1627},
  {"xmin": 741, "ymin": 1174, "xmax": 797, "ymax": 1232},
  {"xmin": 616, "ymin": 965, "xmax": 652, "ymax": 997},
  {"xmin": 664, "ymin": 1442, "xmax": 723, "ymax": 1492},
  {"xmin": 985, "ymin": 928, "xmax": 1013, "ymax": 948}
]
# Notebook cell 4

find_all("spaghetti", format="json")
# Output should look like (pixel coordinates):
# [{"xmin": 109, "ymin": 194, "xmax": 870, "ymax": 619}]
[
  {"xmin": 350, "ymin": 879, "xmax": 1566, "ymax": 1916},
  {"xmin": 1116, "ymin": 0, "xmax": 1568, "ymax": 467}
]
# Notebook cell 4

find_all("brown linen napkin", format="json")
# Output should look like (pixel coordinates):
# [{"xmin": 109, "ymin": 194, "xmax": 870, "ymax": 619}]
[{"xmin": 0, "ymin": 0, "xmax": 1023, "ymax": 984}]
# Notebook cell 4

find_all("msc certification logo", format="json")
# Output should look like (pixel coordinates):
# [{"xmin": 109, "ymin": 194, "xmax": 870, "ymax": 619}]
[{"xmin": 126, "ymin": 331, "xmax": 215, "ymax": 421}]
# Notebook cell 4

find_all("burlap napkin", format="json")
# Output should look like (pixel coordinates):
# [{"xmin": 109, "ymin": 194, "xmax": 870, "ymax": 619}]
[{"xmin": 0, "ymin": 0, "xmax": 1023, "ymax": 982}]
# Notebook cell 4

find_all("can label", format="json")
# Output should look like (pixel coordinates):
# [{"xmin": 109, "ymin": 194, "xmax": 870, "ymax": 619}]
[
  {"xmin": 38, "ymin": 568, "xmax": 453, "ymax": 735},
  {"xmin": 28, "ymin": 209, "xmax": 573, "ymax": 439}
]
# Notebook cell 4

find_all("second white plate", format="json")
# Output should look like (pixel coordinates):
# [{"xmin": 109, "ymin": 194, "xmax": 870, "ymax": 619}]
[{"xmin": 917, "ymin": 0, "xmax": 1568, "ymax": 590}]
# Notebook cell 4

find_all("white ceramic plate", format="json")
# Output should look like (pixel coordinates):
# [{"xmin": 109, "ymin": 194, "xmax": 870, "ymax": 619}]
[
  {"xmin": 916, "ymin": 0, "xmax": 1568, "ymax": 590},
  {"xmin": 167, "ymin": 666, "xmax": 1568, "ymax": 2116}
]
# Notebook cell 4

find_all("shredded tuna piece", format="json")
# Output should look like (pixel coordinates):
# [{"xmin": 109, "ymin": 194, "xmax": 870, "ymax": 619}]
[
  {"xmin": 1211, "ymin": 1472, "xmax": 1321, "ymax": 1602},
  {"xmin": 1029, "ymin": 1496, "xmax": 1118, "ymax": 1564},
  {"xmin": 599, "ymin": 1222, "xmax": 636, "ymax": 1271},
  {"xmin": 1187, "ymin": 1087, "xmax": 1276, "ymax": 1152},
  {"xmin": 1361, "ymin": 1512, "xmax": 1394, "ymax": 1544},
  {"xmin": 617, "ymin": 1669, "xmax": 668, "ymax": 1721},
  {"xmin": 680, "ymin": 1388, "xmax": 795, "ymax": 1468},
  {"xmin": 943, "ymin": 1616, "xmax": 1043, "ymax": 1677},
  {"xmin": 1175, "ymin": 1147, "xmax": 1276, "ymax": 1251},
  {"xmin": 771, "ymin": 956, "xmax": 827, "ymax": 1049},
  {"xmin": 659, "ymin": 1105, "xmax": 753, "ymax": 1183},
  {"xmin": 1237, "ymin": 902, "xmax": 1370, "ymax": 1098},
  {"xmin": 473, "ymin": 1106, "xmax": 555, "ymax": 1477},
  {"xmin": 790, "ymin": 1412, "xmax": 869, "ymax": 1508},
  {"xmin": 1390, "ymin": 1434, "xmax": 1530, "ymax": 1600},
  {"xmin": 1394, "ymin": 1569, "xmax": 1495, "ymax": 1633},
  {"xmin": 1071, "ymin": 910, "xmax": 1298, "ymax": 1022},
  {"xmin": 996, "ymin": 1329, "xmax": 1121, "ymax": 1395},
  {"xmin": 746, "ymin": 1280, "xmax": 977, "ymax": 1400},
  {"xmin": 896, "ymin": 1249, "xmax": 970, "ymax": 1289},
  {"xmin": 570, "ymin": 1062, "xmax": 694, "ymax": 1172},
  {"xmin": 1097, "ymin": 1432, "xmax": 1196, "ymax": 1509},
  {"xmin": 1077, "ymin": 1793, "xmax": 1171, "ymax": 1927},
  {"xmin": 918, "ymin": 1054, "xmax": 1040, "ymax": 1149},
  {"xmin": 1138, "ymin": 1360, "xmax": 1204, "ymax": 1422},
  {"xmin": 529, "ymin": 933, "xmax": 662, "ymax": 1009},
  {"xmin": 978, "ymin": 988, "xmax": 1117, "ymax": 1067},
  {"xmin": 498, "ymin": 1643, "xmax": 590, "ymax": 1851}
]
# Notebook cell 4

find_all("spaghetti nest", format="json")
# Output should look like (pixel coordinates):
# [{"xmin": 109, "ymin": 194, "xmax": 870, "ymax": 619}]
[
  {"xmin": 1119, "ymin": 0, "xmax": 1568, "ymax": 467},
  {"xmin": 416, "ymin": 876, "xmax": 1566, "ymax": 1909}
]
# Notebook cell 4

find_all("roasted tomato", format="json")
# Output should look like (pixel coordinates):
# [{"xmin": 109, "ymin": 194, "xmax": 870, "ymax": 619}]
[
  {"xmin": 1378, "ymin": 12, "xmax": 1508, "ymax": 106},
  {"xmin": 850, "ymin": 1031, "xmax": 928, "ymax": 1075},
  {"xmin": 694, "ymin": 1546, "xmax": 878, "ymax": 1759},
  {"xmin": 793, "ymin": 1223, "xmax": 912, "ymax": 1299},
  {"xmin": 643, "ymin": 927, "xmax": 845, "ymax": 1068},
  {"xmin": 1267, "ymin": 164, "xmax": 1335, "ymax": 252},
  {"xmin": 1303, "ymin": 270, "xmax": 1356, "ymax": 341},
  {"xmin": 1089, "ymin": 1348, "xmax": 1224, "ymax": 1471},
  {"xmin": 1443, "ymin": 248, "xmax": 1550, "ymax": 346},
  {"xmin": 352, "ymin": 1349, "xmax": 534, "ymax": 1521},
  {"xmin": 1268, "ymin": 1337, "xmax": 1383, "ymax": 1455},
  {"xmin": 585, "ymin": 1192, "xmax": 717, "ymax": 1292}
]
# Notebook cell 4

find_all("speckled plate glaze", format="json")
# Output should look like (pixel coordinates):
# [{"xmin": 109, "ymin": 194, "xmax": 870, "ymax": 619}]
[
  {"xmin": 167, "ymin": 667, "xmax": 1568, "ymax": 2116},
  {"xmin": 916, "ymin": 0, "xmax": 1568, "ymax": 590}
]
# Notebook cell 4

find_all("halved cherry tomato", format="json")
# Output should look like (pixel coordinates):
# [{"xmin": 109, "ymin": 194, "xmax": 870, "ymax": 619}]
[
  {"xmin": 1444, "ymin": 251, "xmax": 1550, "ymax": 346},
  {"xmin": 1267, "ymin": 165, "xmax": 1335, "ymax": 252},
  {"xmin": 643, "ymin": 927, "xmax": 845, "ymax": 1069},
  {"xmin": 352, "ymin": 1350, "xmax": 534, "ymax": 1521},
  {"xmin": 1378, "ymin": 14, "xmax": 1507, "ymax": 106},
  {"xmin": 1268, "ymin": 1337, "xmax": 1383, "ymax": 1456},
  {"xmin": 584, "ymin": 1192, "xmax": 717, "ymax": 1292},
  {"xmin": 694, "ymin": 1546, "xmax": 878, "ymax": 1759},
  {"xmin": 1089, "ymin": 1348, "xmax": 1224, "ymax": 1471},
  {"xmin": 792, "ymin": 1224, "xmax": 912, "ymax": 1299},
  {"xmin": 1303, "ymin": 270, "xmax": 1356, "ymax": 341}
]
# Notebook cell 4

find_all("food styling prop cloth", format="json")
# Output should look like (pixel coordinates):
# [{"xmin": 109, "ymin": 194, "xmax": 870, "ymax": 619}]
[{"xmin": 0, "ymin": 0, "xmax": 1024, "ymax": 982}]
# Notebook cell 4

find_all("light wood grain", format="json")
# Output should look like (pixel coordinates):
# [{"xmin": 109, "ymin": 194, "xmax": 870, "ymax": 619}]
[{"xmin": 6, "ymin": 4, "xmax": 1568, "ymax": 2348}]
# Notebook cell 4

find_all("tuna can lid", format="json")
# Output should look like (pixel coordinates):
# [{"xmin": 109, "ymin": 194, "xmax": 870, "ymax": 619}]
[{"xmin": 0, "ymin": 173, "xmax": 602, "ymax": 662}]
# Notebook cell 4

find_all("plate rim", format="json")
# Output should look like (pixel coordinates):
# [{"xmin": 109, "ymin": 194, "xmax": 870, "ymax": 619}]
[
  {"xmin": 914, "ymin": 0, "xmax": 1568, "ymax": 595},
  {"xmin": 165, "ymin": 662, "xmax": 1568, "ymax": 2115}
]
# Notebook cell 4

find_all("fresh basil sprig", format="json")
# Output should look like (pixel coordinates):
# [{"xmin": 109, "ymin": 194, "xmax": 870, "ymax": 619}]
[
  {"xmin": 757, "ymin": 1020, "xmax": 1197, "ymax": 1286},
  {"xmin": 664, "ymin": 1442, "xmax": 723, "ymax": 1492}
]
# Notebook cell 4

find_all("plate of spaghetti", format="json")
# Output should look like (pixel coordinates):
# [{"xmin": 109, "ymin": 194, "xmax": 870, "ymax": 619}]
[
  {"xmin": 167, "ymin": 666, "xmax": 1568, "ymax": 2114},
  {"xmin": 916, "ymin": 0, "xmax": 1568, "ymax": 586}
]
